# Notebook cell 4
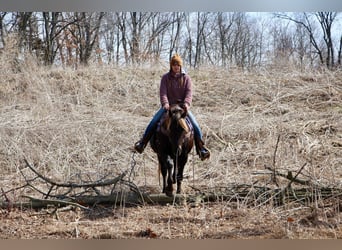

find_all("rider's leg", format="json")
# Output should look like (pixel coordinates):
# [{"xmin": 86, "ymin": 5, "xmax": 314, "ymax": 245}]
[
  {"xmin": 187, "ymin": 111, "xmax": 210, "ymax": 160},
  {"xmin": 134, "ymin": 107, "xmax": 166, "ymax": 153}
]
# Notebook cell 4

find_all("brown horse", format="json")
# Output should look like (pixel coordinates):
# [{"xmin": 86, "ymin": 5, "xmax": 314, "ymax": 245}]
[{"xmin": 150, "ymin": 103, "xmax": 194, "ymax": 196}]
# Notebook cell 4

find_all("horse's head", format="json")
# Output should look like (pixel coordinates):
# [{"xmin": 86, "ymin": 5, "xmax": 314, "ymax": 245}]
[
  {"xmin": 169, "ymin": 103, "xmax": 187, "ymax": 120},
  {"xmin": 161, "ymin": 103, "xmax": 189, "ymax": 134}
]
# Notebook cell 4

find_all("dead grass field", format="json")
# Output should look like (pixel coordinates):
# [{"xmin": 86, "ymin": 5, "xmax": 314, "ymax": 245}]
[{"xmin": 0, "ymin": 53, "xmax": 341, "ymax": 239}]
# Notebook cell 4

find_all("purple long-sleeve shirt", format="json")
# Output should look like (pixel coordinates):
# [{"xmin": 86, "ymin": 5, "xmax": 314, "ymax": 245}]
[{"xmin": 159, "ymin": 71, "xmax": 192, "ymax": 107}]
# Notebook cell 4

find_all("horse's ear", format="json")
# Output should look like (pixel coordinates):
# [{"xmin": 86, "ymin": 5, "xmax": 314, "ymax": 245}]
[
  {"xmin": 180, "ymin": 103, "xmax": 187, "ymax": 118},
  {"xmin": 181, "ymin": 110, "xmax": 187, "ymax": 118},
  {"xmin": 162, "ymin": 112, "xmax": 171, "ymax": 131}
]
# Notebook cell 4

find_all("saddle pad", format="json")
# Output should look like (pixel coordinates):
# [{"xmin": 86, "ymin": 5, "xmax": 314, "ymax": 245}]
[
  {"xmin": 184, "ymin": 116, "xmax": 193, "ymax": 132},
  {"xmin": 156, "ymin": 115, "xmax": 193, "ymax": 133}
]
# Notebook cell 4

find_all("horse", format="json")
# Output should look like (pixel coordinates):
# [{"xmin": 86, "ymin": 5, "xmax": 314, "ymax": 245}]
[{"xmin": 150, "ymin": 103, "xmax": 194, "ymax": 197}]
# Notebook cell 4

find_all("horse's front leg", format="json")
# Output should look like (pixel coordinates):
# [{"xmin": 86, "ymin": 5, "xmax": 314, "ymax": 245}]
[
  {"xmin": 158, "ymin": 156, "xmax": 168, "ymax": 194},
  {"xmin": 176, "ymin": 155, "xmax": 187, "ymax": 194},
  {"xmin": 160, "ymin": 156, "xmax": 173, "ymax": 197},
  {"xmin": 172, "ymin": 163, "xmax": 177, "ymax": 184},
  {"xmin": 162, "ymin": 172, "xmax": 167, "ymax": 194}
]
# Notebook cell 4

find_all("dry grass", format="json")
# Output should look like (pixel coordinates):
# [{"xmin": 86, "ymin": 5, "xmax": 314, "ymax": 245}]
[{"xmin": 0, "ymin": 50, "xmax": 342, "ymax": 239}]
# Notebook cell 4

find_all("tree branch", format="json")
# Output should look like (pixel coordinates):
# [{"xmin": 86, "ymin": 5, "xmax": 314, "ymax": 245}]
[{"xmin": 24, "ymin": 158, "xmax": 127, "ymax": 189}]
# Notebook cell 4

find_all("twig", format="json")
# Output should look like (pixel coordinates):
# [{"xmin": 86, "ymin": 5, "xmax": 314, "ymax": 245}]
[
  {"xmin": 206, "ymin": 126, "xmax": 227, "ymax": 146},
  {"xmin": 273, "ymin": 134, "xmax": 281, "ymax": 168},
  {"xmin": 265, "ymin": 164, "xmax": 311, "ymax": 186},
  {"xmin": 1, "ymin": 188, "xmax": 12, "ymax": 210},
  {"xmin": 271, "ymin": 134, "xmax": 281, "ymax": 186},
  {"xmin": 286, "ymin": 162, "xmax": 308, "ymax": 188}
]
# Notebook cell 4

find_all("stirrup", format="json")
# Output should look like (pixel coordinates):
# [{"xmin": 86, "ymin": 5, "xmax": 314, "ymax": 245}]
[
  {"xmin": 199, "ymin": 148, "xmax": 210, "ymax": 161},
  {"xmin": 134, "ymin": 141, "xmax": 145, "ymax": 154}
]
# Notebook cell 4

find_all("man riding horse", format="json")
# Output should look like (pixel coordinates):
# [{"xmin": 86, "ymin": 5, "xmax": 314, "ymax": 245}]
[{"xmin": 134, "ymin": 54, "xmax": 210, "ymax": 161}]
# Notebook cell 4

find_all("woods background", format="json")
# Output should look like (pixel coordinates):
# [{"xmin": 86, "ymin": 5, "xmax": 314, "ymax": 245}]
[{"xmin": 0, "ymin": 12, "xmax": 341, "ymax": 70}]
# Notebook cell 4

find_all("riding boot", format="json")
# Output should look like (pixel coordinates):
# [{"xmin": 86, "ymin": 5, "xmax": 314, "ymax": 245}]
[
  {"xmin": 134, "ymin": 130, "xmax": 154, "ymax": 154},
  {"xmin": 195, "ymin": 137, "xmax": 210, "ymax": 161}
]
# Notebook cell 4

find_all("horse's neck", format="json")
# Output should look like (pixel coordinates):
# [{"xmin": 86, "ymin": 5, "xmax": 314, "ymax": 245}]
[{"xmin": 170, "ymin": 120, "xmax": 181, "ymax": 133}]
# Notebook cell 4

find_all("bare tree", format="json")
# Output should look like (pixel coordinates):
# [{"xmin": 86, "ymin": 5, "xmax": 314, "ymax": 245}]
[
  {"xmin": 217, "ymin": 12, "xmax": 235, "ymax": 66},
  {"xmin": 101, "ymin": 13, "xmax": 118, "ymax": 64},
  {"xmin": 41, "ymin": 12, "xmax": 92, "ymax": 66},
  {"xmin": 274, "ymin": 12, "xmax": 340, "ymax": 69},
  {"xmin": 0, "ymin": 12, "xmax": 7, "ymax": 49},
  {"xmin": 268, "ymin": 18, "xmax": 296, "ymax": 66},
  {"xmin": 315, "ymin": 12, "xmax": 337, "ymax": 68},
  {"xmin": 232, "ymin": 13, "xmax": 252, "ymax": 68},
  {"xmin": 169, "ymin": 12, "xmax": 183, "ymax": 60},
  {"xmin": 15, "ymin": 12, "xmax": 33, "ymax": 50},
  {"xmin": 129, "ymin": 12, "xmax": 164, "ymax": 64},
  {"xmin": 215, "ymin": 12, "xmax": 262, "ymax": 69},
  {"xmin": 6, "ymin": 12, "xmax": 45, "ymax": 64},
  {"xmin": 142, "ymin": 13, "xmax": 173, "ymax": 62},
  {"xmin": 338, "ymin": 35, "xmax": 342, "ymax": 66},
  {"xmin": 130, "ymin": 12, "xmax": 140, "ymax": 64},
  {"xmin": 71, "ymin": 12, "xmax": 105, "ymax": 65},
  {"xmin": 194, "ymin": 12, "xmax": 208, "ymax": 67},
  {"xmin": 183, "ymin": 13, "xmax": 193, "ymax": 66},
  {"xmin": 42, "ymin": 12, "xmax": 61, "ymax": 65},
  {"xmin": 116, "ymin": 12, "xmax": 129, "ymax": 64}
]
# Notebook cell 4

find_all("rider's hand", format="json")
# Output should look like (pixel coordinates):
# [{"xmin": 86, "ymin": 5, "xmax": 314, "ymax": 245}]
[
  {"xmin": 182, "ymin": 102, "xmax": 189, "ymax": 112},
  {"xmin": 163, "ymin": 103, "xmax": 170, "ymax": 110}
]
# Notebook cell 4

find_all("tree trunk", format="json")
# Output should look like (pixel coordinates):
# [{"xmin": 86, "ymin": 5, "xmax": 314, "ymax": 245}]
[
  {"xmin": 338, "ymin": 35, "xmax": 342, "ymax": 66},
  {"xmin": 3, "ymin": 184, "xmax": 341, "ymax": 210}
]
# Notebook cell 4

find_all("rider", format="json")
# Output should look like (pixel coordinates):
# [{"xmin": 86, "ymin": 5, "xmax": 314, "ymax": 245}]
[{"xmin": 134, "ymin": 54, "xmax": 210, "ymax": 160}]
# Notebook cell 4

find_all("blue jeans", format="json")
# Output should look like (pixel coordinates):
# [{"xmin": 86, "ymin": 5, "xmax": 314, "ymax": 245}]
[{"xmin": 142, "ymin": 107, "xmax": 203, "ymax": 139}]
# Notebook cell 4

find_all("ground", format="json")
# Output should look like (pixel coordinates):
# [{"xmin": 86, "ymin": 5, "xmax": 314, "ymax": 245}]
[{"xmin": 0, "ymin": 56, "xmax": 341, "ymax": 238}]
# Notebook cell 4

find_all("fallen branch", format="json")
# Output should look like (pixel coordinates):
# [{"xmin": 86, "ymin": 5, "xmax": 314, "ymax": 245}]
[
  {"xmin": 286, "ymin": 162, "xmax": 308, "ymax": 187},
  {"xmin": 265, "ymin": 164, "xmax": 311, "ymax": 186},
  {"xmin": 24, "ymin": 158, "xmax": 127, "ymax": 189},
  {"xmin": 21, "ymin": 195, "xmax": 91, "ymax": 211},
  {"xmin": 1, "ymin": 159, "xmax": 335, "ymax": 211},
  {"xmin": 2, "ymin": 183, "xmax": 341, "ymax": 210}
]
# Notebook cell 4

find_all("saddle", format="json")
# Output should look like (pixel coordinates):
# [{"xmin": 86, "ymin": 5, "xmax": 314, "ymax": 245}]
[{"xmin": 156, "ymin": 112, "xmax": 193, "ymax": 135}]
